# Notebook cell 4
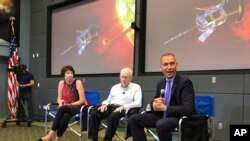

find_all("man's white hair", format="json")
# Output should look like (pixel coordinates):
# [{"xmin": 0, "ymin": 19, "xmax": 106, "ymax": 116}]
[{"xmin": 120, "ymin": 67, "xmax": 133, "ymax": 76}]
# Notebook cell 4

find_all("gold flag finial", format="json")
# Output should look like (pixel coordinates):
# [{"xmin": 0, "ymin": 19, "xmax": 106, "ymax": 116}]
[{"xmin": 9, "ymin": 16, "xmax": 15, "ymax": 34}]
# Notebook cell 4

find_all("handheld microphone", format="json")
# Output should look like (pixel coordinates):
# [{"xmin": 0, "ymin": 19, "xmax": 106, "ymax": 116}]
[{"xmin": 160, "ymin": 89, "xmax": 165, "ymax": 98}]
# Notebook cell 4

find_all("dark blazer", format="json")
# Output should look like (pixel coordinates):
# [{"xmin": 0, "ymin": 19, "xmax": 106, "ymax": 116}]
[{"xmin": 152, "ymin": 73, "xmax": 196, "ymax": 118}]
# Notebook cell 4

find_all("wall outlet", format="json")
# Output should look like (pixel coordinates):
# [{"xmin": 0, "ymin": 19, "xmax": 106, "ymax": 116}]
[
  {"xmin": 212, "ymin": 76, "xmax": 216, "ymax": 83},
  {"xmin": 38, "ymin": 105, "xmax": 42, "ymax": 109},
  {"xmin": 218, "ymin": 122, "xmax": 223, "ymax": 130}
]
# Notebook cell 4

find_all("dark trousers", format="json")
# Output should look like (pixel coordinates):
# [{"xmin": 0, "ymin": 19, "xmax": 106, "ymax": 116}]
[
  {"xmin": 128, "ymin": 112, "xmax": 179, "ymax": 141},
  {"xmin": 88, "ymin": 105, "xmax": 125, "ymax": 141},
  {"xmin": 51, "ymin": 105, "xmax": 81, "ymax": 137},
  {"xmin": 18, "ymin": 93, "xmax": 32, "ymax": 121}
]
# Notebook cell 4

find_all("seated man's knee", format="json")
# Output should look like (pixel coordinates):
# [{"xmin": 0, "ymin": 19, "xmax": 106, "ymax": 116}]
[
  {"xmin": 89, "ymin": 109, "xmax": 99, "ymax": 118},
  {"xmin": 155, "ymin": 119, "xmax": 171, "ymax": 131},
  {"xmin": 156, "ymin": 118, "xmax": 178, "ymax": 132},
  {"xmin": 128, "ymin": 114, "xmax": 139, "ymax": 124},
  {"xmin": 109, "ymin": 112, "xmax": 120, "ymax": 118}
]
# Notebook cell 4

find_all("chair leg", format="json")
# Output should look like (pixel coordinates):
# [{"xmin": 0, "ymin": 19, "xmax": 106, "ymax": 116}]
[
  {"xmin": 147, "ymin": 129, "xmax": 159, "ymax": 141},
  {"xmin": 87, "ymin": 106, "xmax": 94, "ymax": 141}
]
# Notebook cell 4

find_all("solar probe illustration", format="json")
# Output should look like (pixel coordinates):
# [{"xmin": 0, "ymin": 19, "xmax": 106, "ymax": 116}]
[
  {"xmin": 196, "ymin": 0, "xmax": 227, "ymax": 42},
  {"xmin": 163, "ymin": 0, "xmax": 246, "ymax": 46},
  {"xmin": 61, "ymin": 23, "xmax": 99, "ymax": 56}
]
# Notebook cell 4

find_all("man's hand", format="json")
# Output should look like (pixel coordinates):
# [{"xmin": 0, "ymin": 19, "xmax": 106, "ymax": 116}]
[
  {"xmin": 114, "ymin": 106, "xmax": 124, "ymax": 113},
  {"xmin": 19, "ymin": 84, "xmax": 27, "ymax": 88},
  {"xmin": 153, "ymin": 97, "xmax": 166, "ymax": 111},
  {"xmin": 98, "ymin": 104, "xmax": 108, "ymax": 112},
  {"xmin": 154, "ymin": 97, "xmax": 164, "ymax": 103}
]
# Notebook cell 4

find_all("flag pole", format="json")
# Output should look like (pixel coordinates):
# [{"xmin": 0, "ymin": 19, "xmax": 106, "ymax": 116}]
[{"xmin": 9, "ymin": 16, "xmax": 18, "ymax": 63}]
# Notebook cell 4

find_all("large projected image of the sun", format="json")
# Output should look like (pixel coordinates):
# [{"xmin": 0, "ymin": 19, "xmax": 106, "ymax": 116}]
[
  {"xmin": 50, "ymin": 0, "xmax": 135, "ymax": 75},
  {"xmin": 145, "ymin": 0, "xmax": 250, "ymax": 72}
]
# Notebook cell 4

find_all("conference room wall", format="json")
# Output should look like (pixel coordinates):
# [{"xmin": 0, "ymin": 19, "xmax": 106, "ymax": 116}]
[{"xmin": 0, "ymin": 57, "xmax": 8, "ymax": 118}]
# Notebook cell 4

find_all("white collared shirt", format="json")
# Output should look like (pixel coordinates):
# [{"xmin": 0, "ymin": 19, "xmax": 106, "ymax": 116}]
[{"xmin": 102, "ymin": 83, "xmax": 142, "ymax": 110}]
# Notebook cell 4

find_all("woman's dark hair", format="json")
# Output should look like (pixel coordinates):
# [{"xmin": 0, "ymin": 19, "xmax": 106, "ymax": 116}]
[{"xmin": 61, "ymin": 65, "xmax": 75, "ymax": 77}]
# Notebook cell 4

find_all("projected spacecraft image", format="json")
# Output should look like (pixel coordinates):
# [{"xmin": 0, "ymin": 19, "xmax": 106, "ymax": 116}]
[
  {"xmin": 163, "ymin": 0, "xmax": 246, "ymax": 45},
  {"xmin": 60, "ymin": 23, "xmax": 99, "ymax": 56},
  {"xmin": 51, "ymin": 0, "xmax": 135, "ymax": 75},
  {"xmin": 145, "ymin": 0, "xmax": 250, "ymax": 72}
]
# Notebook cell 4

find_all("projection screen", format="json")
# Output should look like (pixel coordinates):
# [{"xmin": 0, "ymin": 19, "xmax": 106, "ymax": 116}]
[
  {"xmin": 143, "ymin": 0, "xmax": 250, "ymax": 73},
  {"xmin": 47, "ymin": 0, "xmax": 135, "ymax": 76}
]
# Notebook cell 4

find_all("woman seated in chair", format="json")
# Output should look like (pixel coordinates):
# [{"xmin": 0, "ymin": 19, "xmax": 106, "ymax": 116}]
[{"xmin": 39, "ymin": 65, "xmax": 88, "ymax": 141}]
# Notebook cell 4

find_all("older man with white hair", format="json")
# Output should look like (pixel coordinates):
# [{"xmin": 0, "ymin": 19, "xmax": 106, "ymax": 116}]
[{"xmin": 88, "ymin": 67, "xmax": 142, "ymax": 141}]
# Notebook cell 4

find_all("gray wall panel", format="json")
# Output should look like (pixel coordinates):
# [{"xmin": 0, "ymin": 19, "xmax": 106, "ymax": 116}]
[
  {"xmin": 84, "ymin": 77, "xmax": 117, "ymax": 90},
  {"xmin": 141, "ymin": 76, "xmax": 162, "ymax": 91},
  {"xmin": 243, "ymin": 95, "xmax": 250, "ymax": 124},
  {"xmin": 0, "ymin": 58, "xmax": 8, "ymax": 118},
  {"xmin": 32, "ymin": 88, "xmax": 57, "ymax": 119},
  {"xmin": 30, "ymin": 11, "xmax": 47, "ymax": 35},
  {"xmin": 30, "ymin": 57, "xmax": 46, "ymax": 78},
  {"xmin": 30, "ymin": 0, "xmax": 48, "ymax": 13},
  {"xmin": 30, "ymin": 34, "xmax": 46, "ymax": 58},
  {"xmin": 211, "ymin": 94, "xmax": 243, "ymax": 141},
  {"xmin": 0, "ymin": 46, "xmax": 9, "ymax": 57},
  {"xmin": 141, "ymin": 91, "xmax": 155, "ymax": 108},
  {"xmin": 19, "ymin": 0, "xmax": 30, "ymax": 65},
  {"xmin": 190, "ymin": 74, "xmax": 244, "ymax": 94},
  {"xmin": 39, "ymin": 77, "xmax": 59, "ymax": 90},
  {"xmin": 244, "ymin": 74, "xmax": 250, "ymax": 94}
]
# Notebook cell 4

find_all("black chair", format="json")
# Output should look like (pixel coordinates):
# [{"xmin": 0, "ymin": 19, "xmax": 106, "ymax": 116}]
[{"xmin": 147, "ymin": 95, "xmax": 215, "ymax": 141}]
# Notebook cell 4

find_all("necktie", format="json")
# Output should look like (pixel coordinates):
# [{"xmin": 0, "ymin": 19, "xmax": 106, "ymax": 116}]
[{"xmin": 163, "ymin": 80, "xmax": 171, "ymax": 118}]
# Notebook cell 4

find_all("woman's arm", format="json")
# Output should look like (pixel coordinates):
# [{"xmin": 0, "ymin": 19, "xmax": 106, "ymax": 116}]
[{"xmin": 57, "ymin": 80, "xmax": 64, "ymax": 106}]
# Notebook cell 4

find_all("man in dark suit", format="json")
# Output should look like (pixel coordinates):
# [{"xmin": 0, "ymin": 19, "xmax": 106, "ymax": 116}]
[{"xmin": 128, "ymin": 53, "xmax": 196, "ymax": 141}]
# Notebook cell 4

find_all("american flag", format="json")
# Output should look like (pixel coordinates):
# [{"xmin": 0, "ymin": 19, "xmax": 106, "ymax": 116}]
[{"xmin": 7, "ymin": 32, "xmax": 19, "ymax": 119}]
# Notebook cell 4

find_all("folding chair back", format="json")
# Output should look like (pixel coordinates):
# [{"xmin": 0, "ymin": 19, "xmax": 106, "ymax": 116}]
[
  {"xmin": 179, "ymin": 95, "xmax": 215, "ymax": 141},
  {"xmin": 195, "ymin": 96, "xmax": 215, "ymax": 116},
  {"xmin": 85, "ymin": 91, "xmax": 101, "ymax": 106},
  {"xmin": 180, "ymin": 116, "xmax": 210, "ymax": 141}
]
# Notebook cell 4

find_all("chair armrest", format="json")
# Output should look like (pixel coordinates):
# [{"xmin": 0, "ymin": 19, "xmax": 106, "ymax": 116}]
[
  {"xmin": 125, "ymin": 107, "xmax": 142, "ymax": 118},
  {"xmin": 80, "ymin": 105, "xmax": 87, "ymax": 113},
  {"xmin": 140, "ymin": 109, "xmax": 153, "ymax": 114},
  {"xmin": 179, "ymin": 115, "xmax": 211, "ymax": 129},
  {"xmin": 181, "ymin": 115, "xmax": 210, "ymax": 120},
  {"xmin": 87, "ymin": 105, "xmax": 100, "ymax": 113},
  {"xmin": 45, "ymin": 103, "xmax": 59, "ymax": 110},
  {"xmin": 49, "ymin": 103, "xmax": 59, "ymax": 105}
]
